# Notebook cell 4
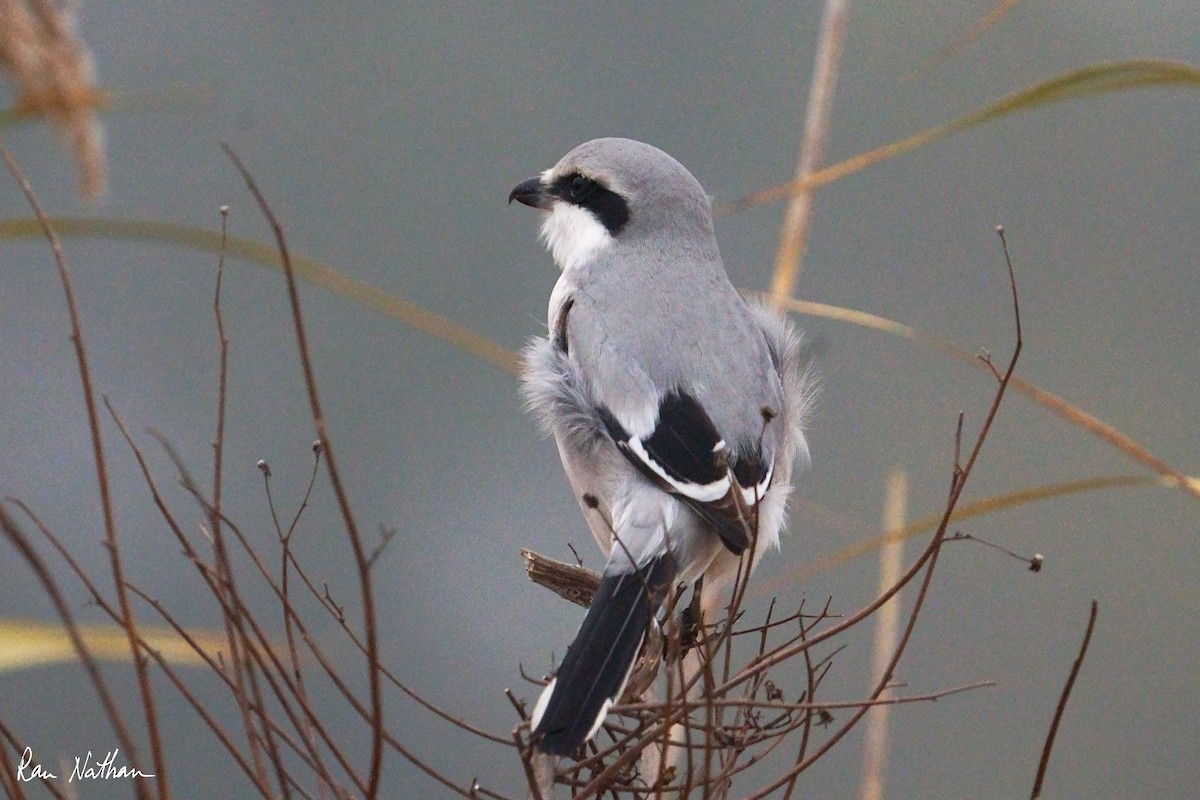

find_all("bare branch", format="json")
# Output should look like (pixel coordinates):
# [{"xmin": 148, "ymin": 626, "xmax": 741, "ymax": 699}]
[
  {"xmin": 0, "ymin": 502, "xmax": 147, "ymax": 798},
  {"xmin": 1030, "ymin": 599, "xmax": 1099, "ymax": 799},
  {"xmin": 521, "ymin": 548, "xmax": 602, "ymax": 608},
  {"xmin": 222, "ymin": 143, "xmax": 384, "ymax": 799},
  {"xmin": 0, "ymin": 141, "xmax": 163, "ymax": 800}
]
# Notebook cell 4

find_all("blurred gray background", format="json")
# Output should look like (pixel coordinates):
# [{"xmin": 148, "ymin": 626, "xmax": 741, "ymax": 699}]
[{"xmin": 1, "ymin": 2, "xmax": 1197, "ymax": 798}]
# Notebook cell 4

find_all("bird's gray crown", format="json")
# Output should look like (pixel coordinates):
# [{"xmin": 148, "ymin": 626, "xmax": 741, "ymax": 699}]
[{"xmin": 546, "ymin": 137, "xmax": 712, "ymax": 231}]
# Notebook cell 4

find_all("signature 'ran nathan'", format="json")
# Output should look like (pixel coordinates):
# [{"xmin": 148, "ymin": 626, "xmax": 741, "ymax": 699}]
[{"xmin": 16, "ymin": 746, "xmax": 156, "ymax": 783}]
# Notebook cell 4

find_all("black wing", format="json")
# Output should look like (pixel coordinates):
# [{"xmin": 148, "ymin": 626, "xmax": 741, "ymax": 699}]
[{"xmin": 600, "ymin": 391, "xmax": 772, "ymax": 555}]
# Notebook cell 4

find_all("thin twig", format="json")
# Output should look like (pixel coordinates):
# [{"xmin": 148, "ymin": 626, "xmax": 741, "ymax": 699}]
[
  {"xmin": 0, "ymin": 503, "xmax": 147, "ymax": 798},
  {"xmin": 110, "ymin": 405, "xmax": 362, "ymax": 797},
  {"xmin": 176, "ymin": 430, "xmax": 519, "ymax": 784},
  {"xmin": 153, "ymin": 428, "xmax": 321, "ymax": 796},
  {"xmin": 742, "ymin": 521, "xmax": 949, "ymax": 800},
  {"xmin": 208, "ymin": 203, "xmax": 274, "ymax": 796},
  {"xmin": 210, "ymin": 203, "xmax": 231, "ymax": 571},
  {"xmin": 278, "ymin": 440, "xmax": 327, "ymax": 800},
  {"xmin": 1030, "ymin": 599, "xmax": 1098, "ymax": 799},
  {"xmin": 743, "ymin": 231, "xmax": 1024, "ymax": 798},
  {"xmin": 780, "ymin": 602, "xmax": 818, "ymax": 800},
  {"xmin": 147, "ymin": 434, "xmax": 370, "ymax": 796},
  {"xmin": 0, "ymin": 142, "xmax": 163, "ymax": 800},
  {"xmin": 757, "ymin": 474, "xmax": 1149, "ymax": 596},
  {"xmin": 716, "ymin": 515, "xmax": 940, "ymax": 693},
  {"xmin": 946, "ymin": 531, "xmax": 1043, "ymax": 571},
  {"xmin": 620, "ymin": 681, "xmax": 994, "ymax": 715},
  {"xmin": 221, "ymin": 143, "xmax": 385, "ymax": 799},
  {"xmin": 513, "ymin": 730, "xmax": 546, "ymax": 800},
  {"xmin": 123, "ymin": 586, "xmax": 294, "ymax": 799}
]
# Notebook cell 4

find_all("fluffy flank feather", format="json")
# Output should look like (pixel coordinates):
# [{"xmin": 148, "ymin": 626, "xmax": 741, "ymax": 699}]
[
  {"xmin": 520, "ymin": 337, "xmax": 605, "ymax": 453},
  {"xmin": 746, "ymin": 299, "xmax": 819, "ymax": 467}
]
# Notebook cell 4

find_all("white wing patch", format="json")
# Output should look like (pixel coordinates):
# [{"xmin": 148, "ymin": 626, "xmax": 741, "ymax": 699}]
[
  {"xmin": 626, "ymin": 436, "xmax": 731, "ymax": 503},
  {"xmin": 530, "ymin": 677, "xmax": 556, "ymax": 733},
  {"xmin": 584, "ymin": 698, "xmax": 614, "ymax": 743},
  {"xmin": 583, "ymin": 625, "xmax": 647, "ymax": 742}
]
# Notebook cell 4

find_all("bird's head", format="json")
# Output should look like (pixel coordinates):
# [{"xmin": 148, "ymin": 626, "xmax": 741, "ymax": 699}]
[{"xmin": 509, "ymin": 137, "xmax": 712, "ymax": 272}]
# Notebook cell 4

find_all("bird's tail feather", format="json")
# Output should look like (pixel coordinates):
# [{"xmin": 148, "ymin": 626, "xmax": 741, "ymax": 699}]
[{"xmin": 532, "ymin": 555, "xmax": 673, "ymax": 756}]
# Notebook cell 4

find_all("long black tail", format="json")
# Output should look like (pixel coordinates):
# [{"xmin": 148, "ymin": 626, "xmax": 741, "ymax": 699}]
[{"xmin": 532, "ymin": 555, "xmax": 673, "ymax": 756}]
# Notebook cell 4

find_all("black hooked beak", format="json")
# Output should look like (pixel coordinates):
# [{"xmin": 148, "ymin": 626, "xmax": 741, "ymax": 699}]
[{"xmin": 508, "ymin": 176, "xmax": 551, "ymax": 209}]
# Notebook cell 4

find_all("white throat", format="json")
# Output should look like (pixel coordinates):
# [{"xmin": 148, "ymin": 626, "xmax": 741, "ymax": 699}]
[{"xmin": 540, "ymin": 202, "xmax": 614, "ymax": 272}]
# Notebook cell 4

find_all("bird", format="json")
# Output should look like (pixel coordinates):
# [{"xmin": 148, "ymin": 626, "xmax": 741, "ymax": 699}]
[{"xmin": 510, "ymin": 137, "xmax": 813, "ymax": 760}]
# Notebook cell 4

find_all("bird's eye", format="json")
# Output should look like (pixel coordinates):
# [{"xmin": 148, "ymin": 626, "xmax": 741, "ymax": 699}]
[{"xmin": 569, "ymin": 175, "xmax": 596, "ymax": 201}]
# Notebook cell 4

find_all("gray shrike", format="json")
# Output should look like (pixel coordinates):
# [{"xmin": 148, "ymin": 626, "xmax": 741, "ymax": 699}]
[{"xmin": 511, "ymin": 137, "xmax": 813, "ymax": 758}]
